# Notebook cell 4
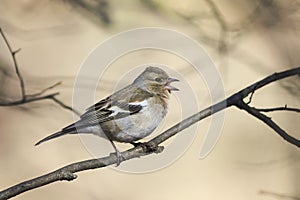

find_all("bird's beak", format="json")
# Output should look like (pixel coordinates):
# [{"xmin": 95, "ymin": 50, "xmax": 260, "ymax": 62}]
[{"xmin": 165, "ymin": 77, "xmax": 179, "ymax": 93}]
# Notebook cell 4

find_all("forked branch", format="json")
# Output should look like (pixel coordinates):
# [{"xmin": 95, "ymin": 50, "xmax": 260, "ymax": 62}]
[{"xmin": 0, "ymin": 28, "xmax": 80, "ymax": 116}]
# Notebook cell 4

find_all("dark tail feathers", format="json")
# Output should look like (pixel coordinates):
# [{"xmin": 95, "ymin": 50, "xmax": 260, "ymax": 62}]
[{"xmin": 35, "ymin": 128, "xmax": 77, "ymax": 146}]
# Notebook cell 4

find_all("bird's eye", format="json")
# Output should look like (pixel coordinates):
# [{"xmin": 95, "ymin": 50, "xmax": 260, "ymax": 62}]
[{"xmin": 155, "ymin": 77, "xmax": 163, "ymax": 83}]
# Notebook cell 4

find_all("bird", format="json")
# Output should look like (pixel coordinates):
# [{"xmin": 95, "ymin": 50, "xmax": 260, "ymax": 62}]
[{"xmin": 35, "ymin": 66, "xmax": 179, "ymax": 166}]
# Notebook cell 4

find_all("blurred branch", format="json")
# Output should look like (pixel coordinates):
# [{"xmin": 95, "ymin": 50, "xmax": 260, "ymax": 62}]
[
  {"xmin": 0, "ymin": 28, "xmax": 25, "ymax": 101},
  {"xmin": 157, "ymin": 0, "xmax": 300, "ymax": 74},
  {"xmin": 62, "ymin": 0, "xmax": 111, "ymax": 25},
  {"xmin": 0, "ymin": 27, "xmax": 80, "ymax": 116},
  {"xmin": 280, "ymin": 78, "xmax": 300, "ymax": 97},
  {"xmin": 27, "ymin": 81, "xmax": 62, "ymax": 98},
  {"xmin": 258, "ymin": 190, "xmax": 300, "ymax": 200},
  {"xmin": 1, "ymin": 67, "xmax": 300, "ymax": 199},
  {"xmin": 51, "ymin": 96, "xmax": 80, "ymax": 116},
  {"xmin": 205, "ymin": 0, "xmax": 228, "ymax": 55}
]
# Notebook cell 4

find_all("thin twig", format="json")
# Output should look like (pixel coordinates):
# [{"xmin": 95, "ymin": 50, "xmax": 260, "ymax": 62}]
[
  {"xmin": 256, "ymin": 105, "xmax": 300, "ymax": 113},
  {"xmin": 1, "ymin": 67, "xmax": 300, "ymax": 199},
  {"xmin": 0, "ymin": 93, "xmax": 81, "ymax": 117},
  {"xmin": 0, "ymin": 28, "xmax": 80, "ymax": 116},
  {"xmin": 0, "ymin": 27, "xmax": 26, "ymax": 101},
  {"xmin": 0, "ymin": 93, "xmax": 60, "ymax": 106},
  {"xmin": 236, "ymin": 100, "xmax": 300, "ymax": 147},
  {"xmin": 246, "ymin": 83, "xmax": 258, "ymax": 104},
  {"xmin": 27, "ymin": 81, "xmax": 62, "ymax": 98},
  {"xmin": 205, "ymin": 0, "xmax": 228, "ymax": 55},
  {"xmin": 50, "ymin": 96, "xmax": 81, "ymax": 116}
]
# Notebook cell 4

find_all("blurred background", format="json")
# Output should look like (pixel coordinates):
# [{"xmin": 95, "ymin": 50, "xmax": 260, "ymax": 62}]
[{"xmin": 0, "ymin": 0, "xmax": 300, "ymax": 199}]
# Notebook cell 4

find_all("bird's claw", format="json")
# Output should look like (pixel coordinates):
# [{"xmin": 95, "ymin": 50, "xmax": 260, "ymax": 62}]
[
  {"xmin": 130, "ymin": 142, "xmax": 163, "ymax": 153},
  {"xmin": 114, "ymin": 150, "xmax": 125, "ymax": 167}
]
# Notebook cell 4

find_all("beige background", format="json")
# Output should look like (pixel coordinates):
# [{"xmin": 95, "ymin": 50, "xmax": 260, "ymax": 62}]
[{"xmin": 0, "ymin": 0, "xmax": 300, "ymax": 199}]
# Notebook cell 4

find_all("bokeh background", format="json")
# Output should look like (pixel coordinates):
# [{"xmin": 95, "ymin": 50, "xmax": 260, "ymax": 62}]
[{"xmin": 0, "ymin": 0, "xmax": 300, "ymax": 199}]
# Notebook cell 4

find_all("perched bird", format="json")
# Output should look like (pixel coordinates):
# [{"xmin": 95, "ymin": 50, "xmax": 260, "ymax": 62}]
[{"xmin": 35, "ymin": 66, "xmax": 179, "ymax": 165}]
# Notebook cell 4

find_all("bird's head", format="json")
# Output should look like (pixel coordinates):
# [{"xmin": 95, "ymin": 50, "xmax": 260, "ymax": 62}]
[{"xmin": 133, "ymin": 66, "xmax": 179, "ymax": 98}]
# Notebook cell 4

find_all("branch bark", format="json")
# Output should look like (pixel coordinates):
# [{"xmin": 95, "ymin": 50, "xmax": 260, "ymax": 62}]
[{"xmin": 0, "ymin": 67, "xmax": 299, "ymax": 199}]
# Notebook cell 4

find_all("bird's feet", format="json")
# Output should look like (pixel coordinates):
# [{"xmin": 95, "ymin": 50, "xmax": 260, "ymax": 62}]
[
  {"xmin": 113, "ymin": 150, "xmax": 125, "ymax": 167},
  {"xmin": 107, "ymin": 139, "xmax": 125, "ymax": 166},
  {"xmin": 130, "ymin": 142, "xmax": 164, "ymax": 153}
]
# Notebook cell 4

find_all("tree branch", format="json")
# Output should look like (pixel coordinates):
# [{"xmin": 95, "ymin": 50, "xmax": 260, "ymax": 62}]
[
  {"xmin": 256, "ymin": 105, "xmax": 300, "ymax": 113},
  {"xmin": 0, "ymin": 67, "xmax": 299, "ymax": 199},
  {"xmin": 50, "ymin": 96, "xmax": 81, "ymax": 116},
  {"xmin": 0, "ymin": 27, "xmax": 26, "ymax": 101},
  {"xmin": 0, "ymin": 28, "xmax": 80, "ymax": 116},
  {"xmin": 236, "ymin": 100, "xmax": 300, "ymax": 147},
  {"xmin": 27, "ymin": 81, "xmax": 62, "ymax": 98}
]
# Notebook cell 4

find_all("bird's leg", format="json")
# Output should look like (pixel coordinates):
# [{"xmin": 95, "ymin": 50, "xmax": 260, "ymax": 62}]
[{"xmin": 108, "ymin": 139, "xmax": 125, "ymax": 166}]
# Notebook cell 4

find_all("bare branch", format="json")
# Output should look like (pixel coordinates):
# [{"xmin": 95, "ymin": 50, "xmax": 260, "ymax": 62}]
[
  {"xmin": 0, "ymin": 67, "xmax": 299, "ymax": 199},
  {"xmin": 0, "ymin": 28, "xmax": 80, "ymax": 116},
  {"xmin": 235, "ymin": 100, "xmax": 300, "ymax": 147},
  {"xmin": 0, "ymin": 92, "xmax": 80, "ymax": 117},
  {"xmin": 0, "ymin": 92, "xmax": 59, "ymax": 106},
  {"xmin": 228, "ymin": 68, "xmax": 300, "ymax": 101},
  {"xmin": 50, "ymin": 96, "xmax": 81, "ymax": 116},
  {"xmin": 0, "ymin": 27, "xmax": 26, "ymax": 101},
  {"xmin": 245, "ymin": 83, "xmax": 257, "ymax": 104},
  {"xmin": 27, "ymin": 81, "xmax": 62, "ymax": 98},
  {"xmin": 256, "ymin": 105, "xmax": 300, "ymax": 113}
]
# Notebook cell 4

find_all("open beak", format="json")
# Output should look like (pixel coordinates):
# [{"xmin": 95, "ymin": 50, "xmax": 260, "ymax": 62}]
[{"xmin": 164, "ymin": 77, "xmax": 179, "ymax": 93}]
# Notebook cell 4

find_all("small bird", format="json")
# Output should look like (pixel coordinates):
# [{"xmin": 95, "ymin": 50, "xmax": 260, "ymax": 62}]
[{"xmin": 35, "ymin": 66, "xmax": 179, "ymax": 165}]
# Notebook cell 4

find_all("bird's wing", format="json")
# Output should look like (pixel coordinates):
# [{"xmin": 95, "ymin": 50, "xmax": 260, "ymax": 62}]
[{"xmin": 66, "ymin": 86, "xmax": 153, "ymax": 129}]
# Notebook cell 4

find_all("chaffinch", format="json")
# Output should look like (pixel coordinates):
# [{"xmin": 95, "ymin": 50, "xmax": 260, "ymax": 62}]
[{"xmin": 36, "ymin": 66, "xmax": 179, "ymax": 165}]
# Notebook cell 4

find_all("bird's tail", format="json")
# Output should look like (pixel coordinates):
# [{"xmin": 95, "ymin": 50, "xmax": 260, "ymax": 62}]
[{"xmin": 35, "ymin": 127, "xmax": 77, "ymax": 146}]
